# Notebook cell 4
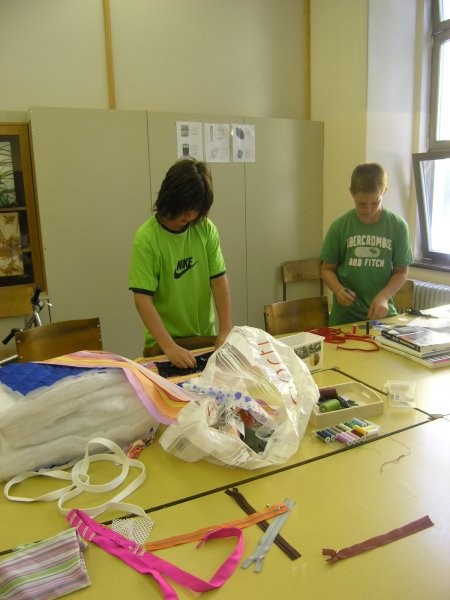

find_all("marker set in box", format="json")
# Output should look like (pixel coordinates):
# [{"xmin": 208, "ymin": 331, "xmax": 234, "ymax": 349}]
[{"xmin": 314, "ymin": 418, "xmax": 380, "ymax": 446}]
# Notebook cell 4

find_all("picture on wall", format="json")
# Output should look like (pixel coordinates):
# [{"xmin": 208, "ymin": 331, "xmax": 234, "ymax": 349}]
[
  {"xmin": 0, "ymin": 212, "xmax": 24, "ymax": 277},
  {"xmin": 0, "ymin": 124, "xmax": 45, "ymax": 288},
  {"xmin": 0, "ymin": 140, "xmax": 18, "ymax": 208}
]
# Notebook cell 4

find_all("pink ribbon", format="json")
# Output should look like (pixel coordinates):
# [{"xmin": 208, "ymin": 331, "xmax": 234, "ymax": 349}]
[{"xmin": 67, "ymin": 509, "xmax": 243, "ymax": 599}]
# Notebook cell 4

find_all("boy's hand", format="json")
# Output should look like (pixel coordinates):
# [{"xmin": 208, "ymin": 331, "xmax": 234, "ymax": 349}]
[
  {"xmin": 368, "ymin": 294, "xmax": 389, "ymax": 320},
  {"xmin": 337, "ymin": 287, "xmax": 358, "ymax": 307},
  {"xmin": 164, "ymin": 344, "xmax": 197, "ymax": 369},
  {"xmin": 215, "ymin": 330, "xmax": 230, "ymax": 349}
]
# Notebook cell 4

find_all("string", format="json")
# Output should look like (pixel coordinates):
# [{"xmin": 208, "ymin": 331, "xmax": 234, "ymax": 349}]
[
  {"xmin": 379, "ymin": 437, "xmax": 411, "ymax": 473},
  {"xmin": 310, "ymin": 328, "xmax": 380, "ymax": 352}
]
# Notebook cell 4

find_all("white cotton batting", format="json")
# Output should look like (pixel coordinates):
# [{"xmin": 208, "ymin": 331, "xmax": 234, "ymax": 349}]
[{"xmin": 0, "ymin": 370, "xmax": 158, "ymax": 481}]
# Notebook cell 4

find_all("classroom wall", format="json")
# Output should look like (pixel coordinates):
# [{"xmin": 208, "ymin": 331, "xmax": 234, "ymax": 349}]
[
  {"xmin": 1, "ymin": 0, "xmax": 448, "ymax": 348},
  {"xmin": 0, "ymin": 1, "xmax": 443, "ymax": 250},
  {"xmin": 310, "ymin": 0, "xmax": 368, "ymax": 228},
  {"xmin": 0, "ymin": 0, "xmax": 305, "ymax": 119},
  {"xmin": 24, "ymin": 107, "xmax": 322, "ymax": 357},
  {"xmin": 0, "ymin": 107, "xmax": 323, "ymax": 359},
  {"xmin": 0, "ymin": 0, "xmax": 310, "ymax": 355},
  {"xmin": 310, "ymin": 0, "xmax": 449, "ymax": 286},
  {"xmin": 311, "ymin": 0, "xmax": 418, "ymax": 227}
]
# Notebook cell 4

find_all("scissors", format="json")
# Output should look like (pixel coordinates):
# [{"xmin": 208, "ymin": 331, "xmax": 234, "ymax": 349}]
[{"xmin": 405, "ymin": 309, "xmax": 438, "ymax": 318}]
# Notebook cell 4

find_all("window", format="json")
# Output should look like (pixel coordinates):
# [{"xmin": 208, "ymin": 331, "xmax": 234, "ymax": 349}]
[
  {"xmin": 429, "ymin": 0, "xmax": 450, "ymax": 148},
  {"xmin": 413, "ymin": 0, "xmax": 450, "ymax": 267},
  {"xmin": 0, "ymin": 123, "xmax": 46, "ymax": 288},
  {"xmin": 413, "ymin": 151, "xmax": 450, "ymax": 263}
]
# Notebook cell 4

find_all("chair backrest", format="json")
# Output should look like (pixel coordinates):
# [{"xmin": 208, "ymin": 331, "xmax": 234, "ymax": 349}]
[
  {"xmin": 0, "ymin": 285, "xmax": 35, "ymax": 318},
  {"xmin": 15, "ymin": 318, "xmax": 102, "ymax": 362},
  {"xmin": 264, "ymin": 296, "xmax": 329, "ymax": 336},
  {"xmin": 143, "ymin": 335, "xmax": 217, "ymax": 358},
  {"xmin": 393, "ymin": 279, "xmax": 415, "ymax": 313},
  {"xmin": 281, "ymin": 258, "xmax": 323, "ymax": 301}
]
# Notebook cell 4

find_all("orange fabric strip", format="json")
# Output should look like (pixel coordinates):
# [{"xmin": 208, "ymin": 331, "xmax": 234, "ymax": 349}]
[{"xmin": 144, "ymin": 503, "xmax": 289, "ymax": 551}]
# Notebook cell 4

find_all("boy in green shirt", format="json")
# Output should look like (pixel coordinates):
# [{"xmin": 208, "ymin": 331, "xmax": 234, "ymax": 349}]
[
  {"xmin": 320, "ymin": 163, "xmax": 413, "ymax": 325},
  {"xmin": 129, "ymin": 158, "xmax": 232, "ymax": 368}
]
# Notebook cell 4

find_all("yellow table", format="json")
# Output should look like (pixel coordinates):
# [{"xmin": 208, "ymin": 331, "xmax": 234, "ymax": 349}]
[
  {"xmin": 321, "ymin": 311, "xmax": 450, "ymax": 417},
  {"xmin": 0, "ymin": 365, "xmax": 428, "ymax": 554},
  {"xmin": 1, "ymin": 326, "xmax": 448, "ymax": 598},
  {"xmin": 43, "ymin": 418, "xmax": 450, "ymax": 600},
  {"xmin": 323, "ymin": 344, "xmax": 450, "ymax": 416},
  {"xmin": 2, "ymin": 325, "xmax": 438, "ymax": 555}
]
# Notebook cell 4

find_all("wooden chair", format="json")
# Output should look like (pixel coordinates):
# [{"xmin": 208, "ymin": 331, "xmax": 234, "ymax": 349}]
[
  {"xmin": 15, "ymin": 317, "xmax": 103, "ymax": 362},
  {"xmin": 143, "ymin": 335, "xmax": 217, "ymax": 358},
  {"xmin": 0, "ymin": 285, "xmax": 35, "ymax": 318},
  {"xmin": 264, "ymin": 296, "xmax": 329, "ymax": 336},
  {"xmin": 281, "ymin": 258, "xmax": 323, "ymax": 301},
  {"xmin": 393, "ymin": 279, "xmax": 415, "ymax": 313}
]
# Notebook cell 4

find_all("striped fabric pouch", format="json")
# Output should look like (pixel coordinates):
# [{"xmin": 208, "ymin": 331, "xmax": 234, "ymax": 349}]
[{"xmin": 0, "ymin": 528, "xmax": 90, "ymax": 600}]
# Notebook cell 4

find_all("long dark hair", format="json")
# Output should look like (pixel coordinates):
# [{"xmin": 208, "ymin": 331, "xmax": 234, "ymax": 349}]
[{"xmin": 155, "ymin": 158, "xmax": 213, "ymax": 224}]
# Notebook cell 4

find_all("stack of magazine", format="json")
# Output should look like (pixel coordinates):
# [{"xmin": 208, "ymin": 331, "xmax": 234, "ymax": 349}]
[{"xmin": 380, "ymin": 325, "xmax": 450, "ymax": 368}]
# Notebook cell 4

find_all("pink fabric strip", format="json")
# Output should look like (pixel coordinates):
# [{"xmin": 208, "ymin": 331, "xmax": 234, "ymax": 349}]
[
  {"xmin": 322, "ymin": 515, "xmax": 434, "ymax": 563},
  {"xmin": 43, "ymin": 351, "xmax": 192, "ymax": 424},
  {"xmin": 67, "ymin": 509, "xmax": 243, "ymax": 600}
]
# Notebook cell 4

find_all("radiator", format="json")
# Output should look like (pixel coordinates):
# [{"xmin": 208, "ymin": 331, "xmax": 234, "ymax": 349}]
[{"xmin": 412, "ymin": 279, "xmax": 450, "ymax": 310}]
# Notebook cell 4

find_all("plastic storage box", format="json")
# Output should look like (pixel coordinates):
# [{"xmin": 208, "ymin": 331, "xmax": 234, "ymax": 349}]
[
  {"xmin": 309, "ymin": 381, "xmax": 384, "ymax": 427},
  {"xmin": 278, "ymin": 331, "xmax": 324, "ymax": 372},
  {"xmin": 384, "ymin": 379, "xmax": 416, "ymax": 408}
]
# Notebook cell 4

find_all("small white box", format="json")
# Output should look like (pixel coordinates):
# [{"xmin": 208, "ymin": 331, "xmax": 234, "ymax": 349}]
[
  {"xmin": 384, "ymin": 380, "xmax": 416, "ymax": 408},
  {"xmin": 278, "ymin": 331, "xmax": 324, "ymax": 372}
]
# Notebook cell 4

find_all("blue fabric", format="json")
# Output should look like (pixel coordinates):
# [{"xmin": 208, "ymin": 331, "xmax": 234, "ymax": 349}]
[{"xmin": 0, "ymin": 362, "xmax": 100, "ymax": 395}]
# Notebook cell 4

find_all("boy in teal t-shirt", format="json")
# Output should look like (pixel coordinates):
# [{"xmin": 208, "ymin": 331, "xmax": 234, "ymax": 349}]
[
  {"xmin": 129, "ymin": 159, "xmax": 232, "ymax": 368},
  {"xmin": 320, "ymin": 163, "xmax": 413, "ymax": 325}
]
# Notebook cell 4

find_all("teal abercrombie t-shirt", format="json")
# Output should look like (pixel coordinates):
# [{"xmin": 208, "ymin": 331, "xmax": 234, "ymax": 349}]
[{"xmin": 320, "ymin": 208, "xmax": 413, "ymax": 325}]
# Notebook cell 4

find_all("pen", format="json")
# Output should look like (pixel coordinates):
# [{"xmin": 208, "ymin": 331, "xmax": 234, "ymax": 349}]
[{"xmin": 344, "ymin": 288, "xmax": 360, "ymax": 307}]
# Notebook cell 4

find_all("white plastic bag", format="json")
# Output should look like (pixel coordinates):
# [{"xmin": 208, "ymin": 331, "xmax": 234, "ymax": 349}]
[{"xmin": 159, "ymin": 326, "xmax": 319, "ymax": 469}]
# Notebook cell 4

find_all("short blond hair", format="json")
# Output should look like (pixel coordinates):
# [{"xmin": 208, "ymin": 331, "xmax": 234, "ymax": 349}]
[{"xmin": 350, "ymin": 163, "xmax": 387, "ymax": 194}]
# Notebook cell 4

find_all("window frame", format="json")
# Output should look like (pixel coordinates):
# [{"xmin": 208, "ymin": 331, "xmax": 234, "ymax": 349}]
[
  {"xmin": 412, "ymin": 150, "xmax": 450, "ymax": 266},
  {"xmin": 429, "ymin": 30, "xmax": 450, "ymax": 150},
  {"xmin": 429, "ymin": 0, "xmax": 450, "ymax": 149},
  {"xmin": 412, "ymin": 1, "xmax": 450, "ymax": 269}
]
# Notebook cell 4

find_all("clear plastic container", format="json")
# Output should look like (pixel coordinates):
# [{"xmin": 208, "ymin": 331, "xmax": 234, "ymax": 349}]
[{"xmin": 384, "ymin": 380, "xmax": 416, "ymax": 408}]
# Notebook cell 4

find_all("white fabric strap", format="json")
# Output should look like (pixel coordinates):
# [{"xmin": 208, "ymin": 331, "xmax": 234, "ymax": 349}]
[{"xmin": 4, "ymin": 437, "xmax": 149, "ymax": 520}]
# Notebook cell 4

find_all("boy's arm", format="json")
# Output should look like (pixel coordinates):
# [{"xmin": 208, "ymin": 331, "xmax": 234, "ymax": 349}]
[
  {"xmin": 133, "ymin": 293, "xmax": 196, "ymax": 368},
  {"xmin": 210, "ymin": 273, "xmax": 232, "ymax": 348},
  {"xmin": 368, "ymin": 266, "xmax": 408, "ymax": 319},
  {"xmin": 321, "ymin": 262, "xmax": 357, "ymax": 306}
]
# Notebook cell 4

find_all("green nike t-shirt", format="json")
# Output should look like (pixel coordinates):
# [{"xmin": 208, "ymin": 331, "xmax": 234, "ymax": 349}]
[
  {"xmin": 129, "ymin": 216, "xmax": 226, "ymax": 347},
  {"xmin": 320, "ymin": 208, "xmax": 413, "ymax": 325}
]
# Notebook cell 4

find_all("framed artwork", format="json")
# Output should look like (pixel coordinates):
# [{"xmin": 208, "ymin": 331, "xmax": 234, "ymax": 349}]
[{"xmin": 0, "ymin": 123, "xmax": 45, "ymax": 288}]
